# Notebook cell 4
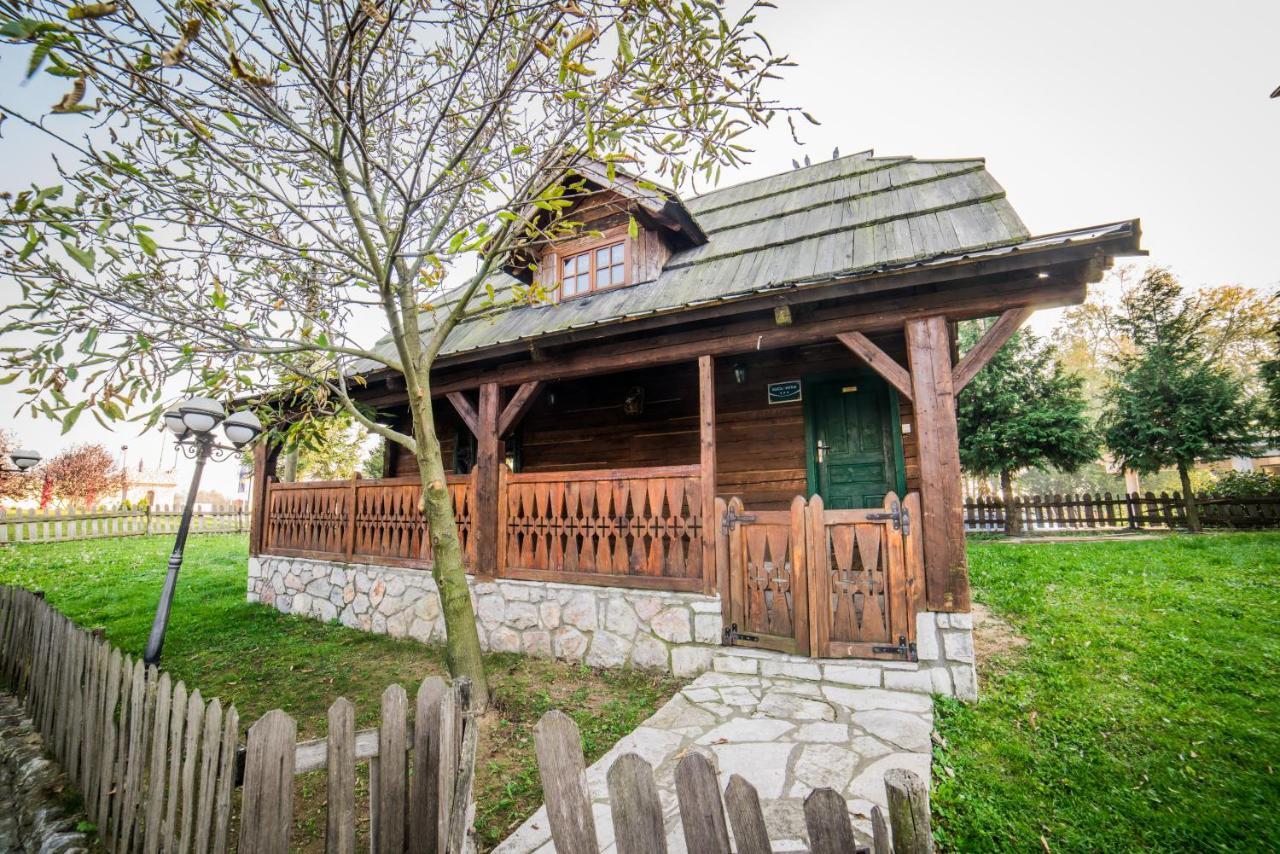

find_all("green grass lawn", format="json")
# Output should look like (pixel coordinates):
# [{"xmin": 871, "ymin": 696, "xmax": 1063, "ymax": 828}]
[
  {"xmin": 0, "ymin": 534, "xmax": 679, "ymax": 851},
  {"xmin": 935, "ymin": 532, "xmax": 1280, "ymax": 852}
]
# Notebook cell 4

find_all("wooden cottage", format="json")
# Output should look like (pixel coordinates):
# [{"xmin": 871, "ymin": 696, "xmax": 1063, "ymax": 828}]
[{"xmin": 246, "ymin": 150, "xmax": 1141, "ymax": 700}]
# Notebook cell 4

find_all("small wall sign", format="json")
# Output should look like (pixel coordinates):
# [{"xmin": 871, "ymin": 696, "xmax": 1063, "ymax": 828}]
[{"xmin": 767, "ymin": 379, "xmax": 802, "ymax": 405}]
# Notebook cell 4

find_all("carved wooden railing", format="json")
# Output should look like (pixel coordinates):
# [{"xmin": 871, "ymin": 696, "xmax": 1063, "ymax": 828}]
[
  {"xmin": 501, "ymin": 465, "xmax": 705, "ymax": 591},
  {"xmin": 262, "ymin": 474, "xmax": 474, "ymax": 567}
]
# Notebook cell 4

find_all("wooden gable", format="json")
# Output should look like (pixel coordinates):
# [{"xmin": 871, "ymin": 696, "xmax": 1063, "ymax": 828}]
[{"xmin": 530, "ymin": 188, "xmax": 676, "ymax": 296}]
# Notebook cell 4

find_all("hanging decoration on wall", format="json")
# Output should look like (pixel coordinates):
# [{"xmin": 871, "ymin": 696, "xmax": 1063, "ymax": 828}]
[
  {"xmin": 767, "ymin": 379, "xmax": 802, "ymax": 405},
  {"xmin": 623, "ymin": 386, "xmax": 646, "ymax": 415}
]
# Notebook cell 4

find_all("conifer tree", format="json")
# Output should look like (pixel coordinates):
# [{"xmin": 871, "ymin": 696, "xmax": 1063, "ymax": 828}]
[
  {"xmin": 958, "ymin": 327, "xmax": 1097, "ymax": 534},
  {"xmin": 1099, "ymin": 269, "xmax": 1262, "ymax": 531}
]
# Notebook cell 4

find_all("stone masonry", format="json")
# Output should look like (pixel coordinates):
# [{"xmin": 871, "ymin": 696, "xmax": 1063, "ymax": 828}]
[
  {"xmin": 247, "ymin": 555, "xmax": 977, "ymax": 698},
  {"xmin": 248, "ymin": 555, "xmax": 725, "ymax": 676}
]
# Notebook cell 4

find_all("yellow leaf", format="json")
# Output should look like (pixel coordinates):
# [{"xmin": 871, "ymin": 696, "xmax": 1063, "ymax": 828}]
[
  {"xmin": 51, "ymin": 76, "xmax": 86, "ymax": 112},
  {"xmin": 68, "ymin": 2, "xmax": 119, "ymax": 20}
]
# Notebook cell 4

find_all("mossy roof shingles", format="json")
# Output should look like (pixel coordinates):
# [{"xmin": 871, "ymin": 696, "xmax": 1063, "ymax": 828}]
[{"xmin": 369, "ymin": 150, "xmax": 1101, "ymax": 367}]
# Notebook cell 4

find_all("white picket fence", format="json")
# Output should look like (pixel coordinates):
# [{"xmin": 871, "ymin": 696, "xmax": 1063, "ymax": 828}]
[{"xmin": 0, "ymin": 505, "xmax": 247, "ymax": 544}]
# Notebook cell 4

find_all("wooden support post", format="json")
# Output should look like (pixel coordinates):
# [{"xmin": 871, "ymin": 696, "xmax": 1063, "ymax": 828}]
[
  {"xmin": 698, "ymin": 356, "xmax": 717, "ymax": 595},
  {"xmin": 905, "ymin": 316, "xmax": 971, "ymax": 612},
  {"xmin": 473, "ymin": 382, "xmax": 502, "ymax": 579},
  {"xmin": 248, "ymin": 442, "xmax": 279, "ymax": 556}
]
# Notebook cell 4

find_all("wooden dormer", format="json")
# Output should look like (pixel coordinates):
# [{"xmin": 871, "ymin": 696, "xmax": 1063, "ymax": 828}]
[{"xmin": 507, "ymin": 162, "xmax": 706, "ymax": 301}]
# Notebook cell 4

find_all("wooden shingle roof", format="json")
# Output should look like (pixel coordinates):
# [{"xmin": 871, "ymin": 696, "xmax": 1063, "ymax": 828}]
[{"xmin": 368, "ymin": 150, "xmax": 1131, "ymax": 367}]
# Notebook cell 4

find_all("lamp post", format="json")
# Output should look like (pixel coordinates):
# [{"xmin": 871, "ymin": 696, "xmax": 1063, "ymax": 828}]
[
  {"xmin": 144, "ymin": 397, "xmax": 261, "ymax": 666},
  {"xmin": 1, "ymin": 448, "xmax": 41, "ymax": 480}
]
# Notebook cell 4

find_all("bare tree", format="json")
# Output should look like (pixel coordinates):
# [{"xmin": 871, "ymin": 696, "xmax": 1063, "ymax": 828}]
[{"xmin": 0, "ymin": 0, "xmax": 798, "ymax": 700}]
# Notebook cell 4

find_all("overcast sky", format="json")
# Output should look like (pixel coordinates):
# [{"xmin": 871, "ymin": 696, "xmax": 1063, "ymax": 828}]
[{"xmin": 2, "ymin": 0, "xmax": 1277, "ymax": 496}]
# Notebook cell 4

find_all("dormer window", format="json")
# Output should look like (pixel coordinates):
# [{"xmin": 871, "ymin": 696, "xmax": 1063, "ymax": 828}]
[{"xmin": 560, "ymin": 240, "xmax": 627, "ymax": 299}]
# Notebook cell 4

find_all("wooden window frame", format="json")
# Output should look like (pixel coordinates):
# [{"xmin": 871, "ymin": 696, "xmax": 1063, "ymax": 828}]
[{"xmin": 556, "ymin": 237, "xmax": 630, "ymax": 301}]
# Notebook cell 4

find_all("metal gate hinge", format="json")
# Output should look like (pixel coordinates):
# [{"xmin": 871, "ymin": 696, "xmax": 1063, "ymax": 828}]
[
  {"xmin": 722, "ymin": 506, "xmax": 757, "ymax": 533},
  {"xmin": 723, "ymin": 623, "xmax": 759, "ymax": 646},
  {"xmin": 865, "ymin": 500, "xmax": 902, "ymax": 530},
  {"xmin": 872, "ymin": 635, "xmax": 917, "ymax": 661}
]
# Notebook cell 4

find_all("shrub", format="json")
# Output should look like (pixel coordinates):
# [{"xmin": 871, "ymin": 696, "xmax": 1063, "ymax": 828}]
[{"xmin": 1203, "ymin": 470, "xmax": 1280, "ymax": 498}]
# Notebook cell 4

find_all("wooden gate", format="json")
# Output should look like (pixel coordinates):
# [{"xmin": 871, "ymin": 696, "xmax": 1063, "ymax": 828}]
[
  {"xmin": 721, "ymin": 492, "xmax": 924, "ymax": 660},
  {"xmin": 723, "ymin": 496, "xmax": 810, "ymax": 655},
  {"xmin": 807, "ymin": 492, "xmax": 922, "ymax": 659}
]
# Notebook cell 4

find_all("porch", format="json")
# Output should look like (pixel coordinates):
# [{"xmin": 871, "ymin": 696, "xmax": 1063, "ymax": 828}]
[{"xmin": 254, "ymin": 463, "xmax": 928, "ymax": 662}]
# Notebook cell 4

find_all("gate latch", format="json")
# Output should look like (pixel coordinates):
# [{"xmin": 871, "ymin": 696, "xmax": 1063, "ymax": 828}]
[
  {"xmin": 865, "ymin": 500, "xmax": 902, "ymax": 531},
  {"xmin": 722, "ymin": 506, "xmax": 758, "ymax": 533},
  {"xmin": 872, "ymin": 635, "xmax": 917, "ymax": 661},
  {"xmin": 723, "ymin": 622, "xmax": 760, "ymax": 646}
]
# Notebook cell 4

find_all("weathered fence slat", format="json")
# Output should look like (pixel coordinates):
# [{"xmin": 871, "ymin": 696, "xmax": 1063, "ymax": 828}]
[
  {"xmin": 804, "ymin": 786, "xmax": 858, "ymax": 854},
  {"xmin": 885, "ymin": 767, "xmax": 933, "ymax": 854},
  {"xmin": 533, "ymin": 710, "xmax": 599, "ymax": 854},
  {"xmin": 607, "ymin": 753, "xmax": 668, "ymax": 854},
  {"xmin": 238, "ymin": 709, "xmax": 297, "ymax": 854},
  {"xmin": 723, "ymin": 774, "xmax": 770, "ymax": 854},
  {"xmin": 326, "ymin": 698, "xmax": 356, "ymax": 854},
  {"xmin": 377, "ymin": 684, "xmax": 409, "ymax": 853},
  {"xmin": 674, "ymin": 751, "xmax": 731, "ymax": 854}
]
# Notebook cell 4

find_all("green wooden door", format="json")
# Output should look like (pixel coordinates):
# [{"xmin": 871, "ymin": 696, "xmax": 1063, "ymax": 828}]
[{"xmin": 807, "ymin": 375, "xmax": 902, "ymax": 509}]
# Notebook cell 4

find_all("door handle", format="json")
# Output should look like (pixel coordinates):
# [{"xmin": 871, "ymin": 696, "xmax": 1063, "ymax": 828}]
[{"xmin": 816, "ymin": 441, "xmax": 830, "ymax": 464}]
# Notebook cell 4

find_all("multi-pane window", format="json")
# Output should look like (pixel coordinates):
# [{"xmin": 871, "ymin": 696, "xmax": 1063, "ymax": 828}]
[{"xmin": 560, "ymin": 240, "xmax": 626, "ymax": 299}]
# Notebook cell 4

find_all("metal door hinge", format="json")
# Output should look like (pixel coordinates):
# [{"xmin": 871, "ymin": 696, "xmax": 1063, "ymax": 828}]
[
  {"xmin": 722, "ymin": 506, "xmax": 757, "ymax": 533},
  {"xmin": 865, "ymin": 500, "xmax": 902, "ymax": 530},
  {"xmin": 723, "ymin": 623, "xmax": 759, "ymax": 646},
  {"xmin": 872, "ymin": 635, "xmax": 917, "ymax": 661}
]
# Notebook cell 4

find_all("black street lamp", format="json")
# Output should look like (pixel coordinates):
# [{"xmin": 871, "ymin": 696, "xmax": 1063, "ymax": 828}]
[
  {"xmin": 1, "ymin": 448, "xmax": 41, "ymax": 480},
  {"xmin": 144, "ymin": 397, "xmax": 262, "ymax": 665}
]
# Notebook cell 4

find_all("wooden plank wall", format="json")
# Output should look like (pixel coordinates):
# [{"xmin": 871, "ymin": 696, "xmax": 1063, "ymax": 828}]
[
  {"xmin": 380, "ymin": 337, "xmax": 919, "ymax": 512},
  {"xmin": 515, "ymin": 338, "xmax": 919, "ymax": 510}
]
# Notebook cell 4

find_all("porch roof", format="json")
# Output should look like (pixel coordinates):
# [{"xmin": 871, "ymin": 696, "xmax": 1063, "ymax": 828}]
[{"xmin": 362, "ymin": 150, "xmax": 1138, "ymax": 369}]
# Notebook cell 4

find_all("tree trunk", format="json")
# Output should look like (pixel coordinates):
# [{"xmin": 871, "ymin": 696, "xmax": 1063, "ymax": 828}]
[
  {"xmin": 410, "ymin": 394, "xmax": 490, "ymax": 708},
  {"xmin": 1000, "ymin": 469, "xmax": 1021, "ymax": 537},
  {"xmin": 281, "ymin": 448, "xmax": 299, "ymax": 483},
  {"xmin": 1177, "ymin": 461, "xmax": 1201, "ymax": 533}
]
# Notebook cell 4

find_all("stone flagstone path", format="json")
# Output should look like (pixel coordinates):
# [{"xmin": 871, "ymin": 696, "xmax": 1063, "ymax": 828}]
[{"xmin": 496, "ymin": 665, "xmax": 934, "ymax": 852}]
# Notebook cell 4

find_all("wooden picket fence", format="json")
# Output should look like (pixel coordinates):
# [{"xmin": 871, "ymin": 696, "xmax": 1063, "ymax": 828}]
[
  {"xmin": 964, "ymin": 491, "xmax": 1280, "ymax": 533},
  {"xmin": 532, "ymin": 709, "xmax": 933, "ymax": 854},
  {"xmin": 0, "ymin": 504, "xmax": 247, "ymax": 544},
  {"xmin": 0, "ymin": 585, "xmax": 477, "ymax": 852}
]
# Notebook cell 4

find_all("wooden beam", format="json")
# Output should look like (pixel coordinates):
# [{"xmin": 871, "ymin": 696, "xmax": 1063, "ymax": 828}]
[
  {"xmin": 446, "ymin": 392, "xmax": 479, "ymax": 437},
  {"xmin": 951, "ymin": 306, "xmax": 1035, "ymax": 392},
  {"xmin": 835, "ymin": 332, "xmax": 913, "ymax": 400},
  {"xmin": 497, "ymin": 381, "xmax": 544, "ymax": 438},
  {"xmin": 472, "ymin": 383, "xmax": 502, "ymax": 579},
  {"xmin": 248, "ymin": 442, "xmax": 279, "ymax": 557},
  {"xmin": 425, "ymin": 274, "xmax": 1087, "ymax": 397},
  {"xmin": 905, "ymin": 316, "xmax": 970, "ymax": 612},
  {"xmin": 698, "ymin": 356, "xmax": 717, "ymax": 596}
]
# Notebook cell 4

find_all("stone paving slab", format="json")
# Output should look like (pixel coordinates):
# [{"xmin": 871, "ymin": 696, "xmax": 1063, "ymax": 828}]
[{"xmin": 496, "ymin": 672, "xmax": 934, "ymax": 853}]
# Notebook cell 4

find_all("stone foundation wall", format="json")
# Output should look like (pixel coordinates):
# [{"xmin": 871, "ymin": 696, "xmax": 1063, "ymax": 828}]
[
  {"xmin": 914, "ymin": 611, "xmax": 978, "ymax": 701},
  {"xmin": 248, "ymin": 555, "xmax": 724, "ymax": 677},
  {"xmin": 246, "ymin": 556, "xmax": 976, "ymax": 698}
]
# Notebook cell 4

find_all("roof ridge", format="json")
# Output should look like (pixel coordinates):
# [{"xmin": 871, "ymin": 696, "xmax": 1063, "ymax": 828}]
[
  {"xmin": 686, "ymin": 151, "xmax": 913, "ymax": 205},
  {"xmin": 688, "ymin": 157, "xmax": 914, "ymax": 216},
  {"xmin": 702, "ymin": 162, "xmax": 989, "ymax": 236},
  {"xmin": 667, "ymin": 192, "xmax": 1012, "ymax": 272}
]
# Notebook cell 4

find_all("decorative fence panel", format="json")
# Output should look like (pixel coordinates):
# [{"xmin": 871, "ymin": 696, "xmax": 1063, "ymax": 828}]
[
  {"xmin": 501, "ymin": 466, "xmax": 705, "ymax": 591},
  {"xmin": 0, "ymin": 505, "xmax": 247, "ymax": 545},
  {"xmin": 964, "ymin": 491, "xmax": 1280, "ymax": 532},
  {"xmin": 262, "ymin": 474, "xmax": 474, "ymax": 566},
  {"xmin": 0, "ymin": 586, "xmax": 478, "ymax": 853}
]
